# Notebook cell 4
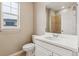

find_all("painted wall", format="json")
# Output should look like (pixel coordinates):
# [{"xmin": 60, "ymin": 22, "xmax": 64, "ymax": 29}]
[
  {"xmin": 48, "ymin": 9, "xmax": 55, "ymax": 32},
  {"xmin": 77, "ymin": 3, "xmax": 79, "ymax": 35},
  {"xmin": 58, "ymin": 8, "xmax": 76, "ymax": 35},
  {"xmin": 33, "ymin": 2, "xmax": 46, "ymax": 35},
  {"xmin": 77, "ymin": 3, "xmax": 79, "ymax": 48},
  {"xmin": 46, "ymin": 9, "xmax": 56, "ymax": 32},
  {"xmin": 0, "ymin": 2, "xmax": 33, "ymax": 55}
]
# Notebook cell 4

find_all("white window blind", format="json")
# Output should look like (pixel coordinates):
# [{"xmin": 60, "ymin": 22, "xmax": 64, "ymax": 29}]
[{"xmin": 1, "ymin": 2, "xmax": 20, "ymax": 29}]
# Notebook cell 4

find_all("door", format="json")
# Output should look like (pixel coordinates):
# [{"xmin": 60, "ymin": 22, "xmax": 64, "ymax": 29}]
[{"xmin": 51, "ymin": 15, "xmax": 61, "ymax": 33}]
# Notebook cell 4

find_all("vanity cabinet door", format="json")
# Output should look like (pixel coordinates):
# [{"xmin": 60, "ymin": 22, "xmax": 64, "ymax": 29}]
[{"xmin": 35, "ymin": 45, "xmax": 52, "ymax": 56}]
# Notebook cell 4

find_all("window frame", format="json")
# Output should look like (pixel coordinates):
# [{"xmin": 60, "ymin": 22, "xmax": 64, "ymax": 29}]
[{"xmin": 1, "ymin": 2, "xmax": 20, "ymax": 30}]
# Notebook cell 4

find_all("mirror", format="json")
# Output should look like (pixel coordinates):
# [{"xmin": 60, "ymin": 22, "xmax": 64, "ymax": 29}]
[{"xmin": 45, "ymin": 2, "xmax": 77, "ymax": 35}]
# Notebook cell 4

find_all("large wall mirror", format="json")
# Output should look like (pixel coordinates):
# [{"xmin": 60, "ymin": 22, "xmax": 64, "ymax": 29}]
[{"xmin": 45, "ymin": 2, "xmax": 77, "ymax": 35}]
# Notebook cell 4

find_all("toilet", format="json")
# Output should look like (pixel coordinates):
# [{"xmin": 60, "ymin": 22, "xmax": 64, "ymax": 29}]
[{"xmin": 23, "ymin": 43, "xmax": 35, "ymax": 56}]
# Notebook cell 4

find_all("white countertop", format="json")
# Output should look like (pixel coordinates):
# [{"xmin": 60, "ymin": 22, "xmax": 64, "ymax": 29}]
[{"xmin": 33, "ymin": 34, "xmax": 78, "ymax": 52}]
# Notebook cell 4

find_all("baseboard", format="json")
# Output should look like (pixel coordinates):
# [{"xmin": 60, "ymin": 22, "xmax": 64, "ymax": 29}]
[{"xmin": 9, "ymin": 50, "xmax": 26, "ymax": 56}]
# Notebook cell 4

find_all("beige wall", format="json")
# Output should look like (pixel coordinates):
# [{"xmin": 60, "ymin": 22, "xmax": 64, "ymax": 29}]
[{"xmin": 0, "ymin": 2, "xmax": 33, "ymax": 56}]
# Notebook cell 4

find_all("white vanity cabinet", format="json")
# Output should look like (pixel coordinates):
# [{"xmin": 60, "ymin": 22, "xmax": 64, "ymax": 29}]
[
  {"xmin": 53, "ymin": 53, "xmax": 60, "ymax": 56},
  {"xmin": 35, "ymin": 44, "xmax": 60, "ymax": 56},
  {"xmin": 33, "ymin": 38, "xmax": 78, "ymax": 56},
  {"xmin": 35, "ymin": 44, "xmax": 52, "ymax": 56}
]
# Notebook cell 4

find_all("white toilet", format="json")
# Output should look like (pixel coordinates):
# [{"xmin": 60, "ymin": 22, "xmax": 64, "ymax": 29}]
[{"xmin": 23, "ymin": 43, "xmax": 35, "ymax": 56}]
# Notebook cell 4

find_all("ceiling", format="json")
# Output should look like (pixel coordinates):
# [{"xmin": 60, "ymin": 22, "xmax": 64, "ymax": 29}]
[{"xmin": 46, "ymin": 2, "xmax": 74, "ymax": 11}]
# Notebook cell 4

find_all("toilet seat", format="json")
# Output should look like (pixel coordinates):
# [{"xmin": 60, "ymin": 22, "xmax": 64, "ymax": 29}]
[{"xmin": 23, "ymin": 43, "xmax": 35, "ymax": 51}]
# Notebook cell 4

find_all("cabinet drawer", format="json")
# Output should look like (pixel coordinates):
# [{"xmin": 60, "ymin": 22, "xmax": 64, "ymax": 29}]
[
  {"xmin": 34, "ymin": 39, "xmax": 72, "ymax": 56},
  {"xmin": 35, "ymin": 45, "xmax": 52, "ymax": 56}
]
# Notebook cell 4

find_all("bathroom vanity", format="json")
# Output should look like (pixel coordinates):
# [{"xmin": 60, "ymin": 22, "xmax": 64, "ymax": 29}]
[{"xmin": 32, "ymin": 33, "xmax": 78, "ymax": 56}]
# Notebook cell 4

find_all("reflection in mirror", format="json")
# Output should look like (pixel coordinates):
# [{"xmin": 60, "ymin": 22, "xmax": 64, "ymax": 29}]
[{"xmin": 46, "ymin": 2, "xmax": 77, "ymax": 35}]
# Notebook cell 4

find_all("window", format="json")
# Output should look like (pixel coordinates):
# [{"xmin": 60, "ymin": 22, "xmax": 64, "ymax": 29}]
[{"xmin": 1, "ymin": 2, "xmax": 20, "ymax": 30}]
